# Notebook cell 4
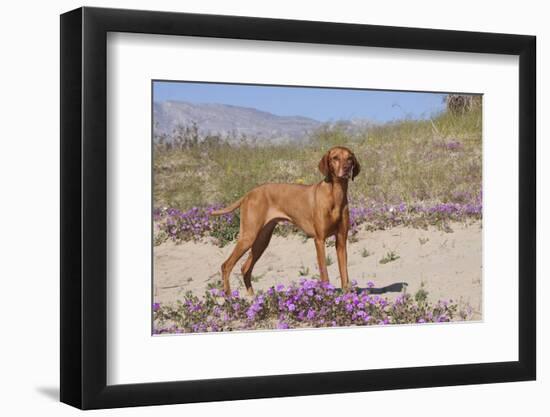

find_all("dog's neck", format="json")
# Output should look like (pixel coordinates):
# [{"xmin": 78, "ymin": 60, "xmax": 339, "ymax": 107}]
[{"xmin": 324, "ymin": 176, "xmax": 349, "ymax": 205}]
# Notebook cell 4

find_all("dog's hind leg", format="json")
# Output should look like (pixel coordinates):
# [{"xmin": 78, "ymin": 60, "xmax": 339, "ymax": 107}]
[
  {"xmin": 221, "ymin": 202, "xmax": 264, "ymax": 295},
  {"xmin": 241, "ymin": 221, "xmax": 277, "ymax": 296},
  {"xmin": 221, "ymin": 238, "xmax": 254, "ymax": 296}
]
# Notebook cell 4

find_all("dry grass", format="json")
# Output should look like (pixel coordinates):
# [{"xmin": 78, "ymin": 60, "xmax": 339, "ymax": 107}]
[{"xmin": 153, "ymin": 107, "xmax": 482, "ymax": 209}]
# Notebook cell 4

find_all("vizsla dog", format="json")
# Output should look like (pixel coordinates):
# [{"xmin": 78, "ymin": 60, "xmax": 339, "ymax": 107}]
[{"xmin": 211, "ymin": 146, "xmax": 360, "ymax": 295}]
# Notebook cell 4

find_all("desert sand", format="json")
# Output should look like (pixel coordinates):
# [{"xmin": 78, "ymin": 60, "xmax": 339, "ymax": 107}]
[{"xmin": 153, "ymin": 221, "xmax": 482, "ymax": 319}]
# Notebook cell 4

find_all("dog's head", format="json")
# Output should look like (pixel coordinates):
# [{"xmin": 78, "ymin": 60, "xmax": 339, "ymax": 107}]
[{"xmin": 318, "ymin": 146, "xmax": 361, "ymax": 181}]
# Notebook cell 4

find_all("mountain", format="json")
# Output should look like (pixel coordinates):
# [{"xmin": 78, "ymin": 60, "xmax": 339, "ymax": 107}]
[{"xmin": 153, "ymin": 101, "xmax": 323, "ymax": 144}]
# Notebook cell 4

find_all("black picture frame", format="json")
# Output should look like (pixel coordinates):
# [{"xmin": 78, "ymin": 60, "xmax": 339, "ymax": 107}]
[{"xmin": 60, "ymin": 6, "xmax": 536, "ymax": 410}]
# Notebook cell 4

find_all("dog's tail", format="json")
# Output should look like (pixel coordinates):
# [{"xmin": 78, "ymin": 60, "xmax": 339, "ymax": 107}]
[{"xmin": 210, "ymin": 197, "xmax": 244, "ymax": 216}]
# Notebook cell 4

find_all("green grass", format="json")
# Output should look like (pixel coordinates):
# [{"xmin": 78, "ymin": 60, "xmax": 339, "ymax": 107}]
[
  {"xmin": 153, "ymin": 107, "xmax": 482, "ymax": 210},
  {"xmin": 298, "ymin": 265, "xmax": 310, "ymax": 277},
  {"xmin": 209, "ymin": 212, "xmax": 240, "ymax": 247},
  {"xmin": 379, "ymin": 251, "xmax": 400, "ymax": 264},
  {"xmin": 361, "ymin": 248, "xmax": 373, "ymax": 258},
  {"xmin": 414, "ymin": 281, "xmax": 429, "ymax": 304}
]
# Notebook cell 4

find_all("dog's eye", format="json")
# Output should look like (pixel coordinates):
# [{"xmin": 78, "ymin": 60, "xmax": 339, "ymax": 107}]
[{"xmin": 332, "ymin": 156, "xmax": 339, "ymax": 161}]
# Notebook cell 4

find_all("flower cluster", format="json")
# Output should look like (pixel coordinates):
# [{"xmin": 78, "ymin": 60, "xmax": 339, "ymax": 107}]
[
  {"xmin": 153, "ymin": 279, "xmax": 468, "ymax": 334},
  {"xmin": 153, "ymin": 204, "xmax": 238, "ymax": 246},
  {"xmin": 435, "ymin": 139, "xmax": 464, "ymax": 151},
  {"xmin": 155, "ymin": 196, "xmax": 482, "ymax": 246},
  {"xmin": 349, "ymin": 199, "xmax": 482, "ymax": 233}
]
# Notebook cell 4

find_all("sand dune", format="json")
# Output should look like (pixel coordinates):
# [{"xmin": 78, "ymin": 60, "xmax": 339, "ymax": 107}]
[{"xmin": 153, "ymin": 221, "xmax": 482, "ymax": 319}]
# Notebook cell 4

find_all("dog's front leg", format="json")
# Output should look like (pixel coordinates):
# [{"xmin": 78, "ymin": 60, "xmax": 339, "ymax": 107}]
[
  {"xmin": 335, "ymin": 229, "xmax": 350, "ymax": 290},
  {"xmin": 314, "ymin": 238, "xmax": 329, "ymax": 282}
]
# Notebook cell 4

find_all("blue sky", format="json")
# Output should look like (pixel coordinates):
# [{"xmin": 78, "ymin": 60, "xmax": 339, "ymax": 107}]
[{"xmin": 153, "ymin": 81, "xmax": 448, "ymax": 123}]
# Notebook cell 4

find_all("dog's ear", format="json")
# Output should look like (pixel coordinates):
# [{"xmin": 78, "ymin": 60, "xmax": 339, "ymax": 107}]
[
  {"xmin": 318, "ymin": 151, "xmax": 331, "ymax": 179},
  {"xmin": 351, "ymin": 153, "xmax": 361, "ymax": 181}
]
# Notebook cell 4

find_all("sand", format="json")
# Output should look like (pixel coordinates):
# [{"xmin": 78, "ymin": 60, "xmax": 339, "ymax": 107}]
[{"xmin": 153, "ymin": 221, "xmax": 482, "ymax": 319}]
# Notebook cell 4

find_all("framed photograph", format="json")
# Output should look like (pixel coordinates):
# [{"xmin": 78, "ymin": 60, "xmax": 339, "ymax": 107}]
[{"xmin": 60, "ymin": 6, "xmax": 536, "ymax": 410}]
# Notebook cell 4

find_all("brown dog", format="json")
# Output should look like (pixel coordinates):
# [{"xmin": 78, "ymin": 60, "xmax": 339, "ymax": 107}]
[{"xmin": 211, "ymin": 146, "xmax": 360, "ymax": 295}]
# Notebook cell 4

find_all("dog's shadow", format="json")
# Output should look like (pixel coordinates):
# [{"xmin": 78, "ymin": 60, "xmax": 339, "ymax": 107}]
[
  {"xmin": 364, "ymin": 282, "xmax": 408, "ymax": 294},
  {"xmin": 334, "ymin": 282, "xmax": 408, "ymax": 295}
]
